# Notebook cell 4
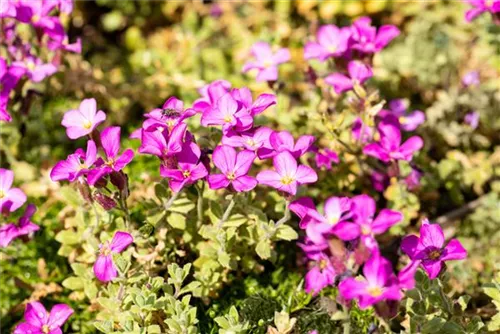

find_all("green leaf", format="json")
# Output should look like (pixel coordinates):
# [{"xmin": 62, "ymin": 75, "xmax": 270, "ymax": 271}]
[
  {"xmin": 275, "ymin": 224, "xmax": 298, "ymax": 241},
  {"xmin": 62, "ymin": 277, "xmax": 84, "ymax": 290},
  {"xmin": 256, "ymin": 240, "xmax": 271, "ymax": 259},
  {"xmin": 167, "ymin": 212, "xmax": 187, "ymax": 230},
  {"xmin": 55, "ymin": 230, "xmax": 80, "ymax": 245}
]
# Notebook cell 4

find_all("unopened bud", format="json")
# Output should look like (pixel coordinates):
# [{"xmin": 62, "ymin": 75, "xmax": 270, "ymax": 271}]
[{"xmin": 94, "ymin": 192, "xmax": 116, "ymax": 211}]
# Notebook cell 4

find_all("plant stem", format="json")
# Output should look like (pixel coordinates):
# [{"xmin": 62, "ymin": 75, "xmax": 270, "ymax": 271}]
[
  {"xmin": 274, "ymin": 200, "xmax": 291, "ymax": 229},
  {"xmin": 217, "ymin": 195, "xmax": 236, "ymax": 230},
  {"xmin": 196, "ymin": 183, "xmax": 204, "ymax": 227},
  {"xmin": 163, "ymin": 190, "xmax": 181, "ymax": 212}
]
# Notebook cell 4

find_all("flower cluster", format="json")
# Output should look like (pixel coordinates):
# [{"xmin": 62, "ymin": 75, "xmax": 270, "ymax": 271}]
[
  {"xmin": 0, "ymin": 0, "xmax": 80, "ymax": 122},
  {"xmin": 14, "ymin": 301, "xmax": 73, "ymax": 334},
  {"xmin": 463, "ymin": 0, "xmax": 500, "ymax": 23},
  {"xmin": 136, "ymin": 81, "xmax": 318, "ymax": 196},
  {"xmin": 0, "ymin": 168, "xmax": 38, "ymax": 248}
]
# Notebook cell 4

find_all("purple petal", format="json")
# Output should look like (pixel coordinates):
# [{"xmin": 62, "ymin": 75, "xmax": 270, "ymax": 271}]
[
  {"xmin": 14, "ymin": 323, "xmax": 42, "ymax": 334},
  {"xmin": 295, "ymin": 165, "xmax": 318, "ymax": 184},
  {"xmin": 401, "ymin": 235, "xmax": 419, "ymax": 259},
  {"xmin": 294, "ymin": 135, "xmax": 315, "ymax": 157},
  {"xmin": 256, "ymin": 170, "xmax": 282, "ymax": 189},
  {"xmin": 371, "ymin": 209, "xmax": 403, "ymax": 234},
  {"xmin": 101, "ymin": 126, "xmax": 122, "ymax": 159},
  {"xmin": 398, "ymin": 136, "xmax": 424, "ymax": 161},
  {"xmin": 351, "ymin": 194, "xmax": 376, "ymax": 224},
  {"xmin": 347, "ymin": 60, "xmax": 373, "ymax": 83},
  {"xmin": 47, "ymin": 304, "xmax": 74, "ymax": 328},
  {"xmin": 272, "ymin": 48, "xmax": 291, "ymax": 64},
  {"xmin": 441, "ymin": 239, "xmax": 467, "ymax": 261},
  {"xmin": 332, "ymin": 222, "xmax": 361, "ymax": 241},
  {"xmin": 208, "ymin": 174, "xmax": 230, "ymax": 190},
  {"xmin": 212, "ymin": 145, "xmax": 236, "ymax": 174},
  {"xmin": 255, "ymin": 66, "xmax": 278, "ymax": 82},
  {"xmin": 289, "ymin": 197, "xmax": 316, "ymax": 220},
  {"xmin": 324, "ymin": 73, "xmax": 353, "ymax": 94},
  {"xmin": 113, "ymin": 149, "xmax": 134, "ymax": 171},
  {"xmin": 338, "ymin": 277, "xmax": 368, "ymax": 300},
  {"xmin": 363, "ymin": 252, "xmax": 392, "ymax": 287},
  {"xmin": 110, "ymin": 231, "xmax": 133, "ymax": 253},
  {"xmin": 250, "ymin": 93, "xmax": 276, "ymax": 116},
  {"xmin": 3, "ymin": 188, "xmax": 27, "ymax": 212},
  {"xmin": 233, "ymin": 150, "xmax": 256, "ymax": 177},
  {"xmin": 24, "ymin": 301, "xmax": 48, "ymax": 328},
  {"xmin": 420, "ymin": 223, "xmax": 445, "ymax": 249},
  {"xmin": 375, "ymin": 25, "xmax": 400, "ymax": 50},
  {"xmin": 421, "ymin": 260, "xmax": 443, "ymax": 279},
  {"xmin": 93, "ymin": 255, "xmax": 117, "ymax": 282},
  {"xmin": 87, "ymin": 166, "xmax": 113, "ymax": 186},
  {"xmin": 398, "ymin": 260, "xmax": 421, "ymax": 289},
  {"xmin": 363, "ymin": 143, "xmax": 390, "ymax": 162},
  {"xmin": 232, "ymin": 175, "xmax": 258, "ymax": 192},
  {"xmin": 273, "ymin": 151, "xmax": 297, "ymax": 177},
  {"xmin": 0, "ymin": 168, "xmax": 13, "ymax": 190}
]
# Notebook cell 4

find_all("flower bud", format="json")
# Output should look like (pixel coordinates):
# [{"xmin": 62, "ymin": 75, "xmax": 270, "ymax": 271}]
[{"xmin": 94, "ymin": 192, "xmax": 116, "ymax": 211}]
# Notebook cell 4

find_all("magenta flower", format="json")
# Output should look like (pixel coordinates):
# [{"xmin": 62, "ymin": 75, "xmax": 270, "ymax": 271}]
[
  {"xmin": 0, "ymin": 204, "xmax": 38, "ymax": 248},
  {"xmin": 304, "ymin": 25, "xmax": 351, "ymax": 61},
  {"xmin": 0, "ymin": 0, "xmax": 16, "ymax": 17},
  {"xmin": 192, "ymin": 80, "xmax": 231, "ymax": 114},
  {"xmin": 350, "ymin": 17, "xmax": 400, "ymax": 54},
  {"xmin": 87, "ymin": 127, "xmax": 134, "ymax": 186},
  {"xmin": 160, "ymin": 142, "xmax": 209, "ymax": 193},
  {"xmin": 350, "ymin": 195, "xmax": 403, "ymax": 249},
  {"xmin": 0, "ymin": 58, "xmax": 25, "ymax": 122},
  {"xmin": 230, "ymin": 87, "xmax": 277, "ymax": 116},
  {"xmin": 222, "ymin": 126, "xmax": 273, "ymax": 152},
  {"xmin": 142, "ymin": 97, "xmax": 196, "ymax": 132},
  {"xmin": 371, "ymin": 170, "xmax": 389, "ymax": 192},
  {"xmin": 465, "ymin": 111, "xmax": 480, "ymax": 129},
  {"xmin": 401, "ymin": 219, "xmax": 467, "ymax": 279},
  {"xmin": 379, "ymin": 99, "xmax": 425, "ymax": 132},
  {"xmin": 256, "ymin": 151, "xmax": 317, "ymax": 195},
  {"xmin": 352, "ymin": 118, "xmax": 374, "ymax": 143},
  {"xmin": 258, "ymin": 130, "xmax": 315, "ymax": 160},
  {"xmin": 338, "ymin": 252, "xmax": 402, "ymax": 309},
  {"xmin": 462, "ymin": 70, "xmax": 480, "ymax": 87},
  {"xmin": 463, "ymin": 0, "xmax": 500, "ymax": 22},
  {"xmin": 242, "ymin": 41, "xmax": 290, "ymax": 82},
  {"xmin": 404, "ymin": 167, "xmax": 423, "ymax": 191},
  {"xmin": 363, "ymin": 120, "xmax": 423, "ymax": 162},
  {"xmin": 50, "ymin": 140, "xmax": 97, "ymax": 182},
  {"xmin": 314, "ymin": 148, "xmax": 339, "ymax": 170},
  {"xmin": 0, "ymin": 168, "xmax": 27, "ymax": 213},
  {"xmin": 61, "ymin": 98, "xmax": 106, "ymax": 139},
  {"xmin": 397, "ymin": 260, "xmax": 421, "ymax": 290},
  {"xmin": 304, "ymin": 252, "xmax": 336, "ymax": 295},
  {"xmin": 324, "ymin": 61, "xmax": 373, "ymax": 94},
  {"xmin": 208, "ymin": 145, "xmax": 257, "ymax": 192},
  {"xmin": 290, "ymin": 197, "xmax": 358, "ymax": 244},
  {"xmin": 138, "ymin": 123, "xmax": 187, "ymax": 159},
  {"xmin": 12, "ymin": 56, "xmax": 57, "ymax": 83},
  {"xmin": 14, "ymin": 1, "xmax": 65, "ymax": 42},
  {"xmin": 200, "ymin": 93, "xmax": 253, "ymax": 133},
  {"xmin": 94, "ymin": 231, "xmax": 133, "ymax": 282},
  {"xmin": 14, "ymin": 301, "xmax": 73, "ymax": 334}
]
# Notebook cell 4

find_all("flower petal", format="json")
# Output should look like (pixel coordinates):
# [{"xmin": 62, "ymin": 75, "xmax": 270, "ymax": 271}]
[
  {"xmin": 47, "ymin": 304, "xmax": 74, "ymax": 329},
  {"xmin": 110, "ymin": 231, "xmax": 133, "ymax": 253},
  {"xmin": 93, "ymin": 255, "xmax": 117, "ymax": 282}
]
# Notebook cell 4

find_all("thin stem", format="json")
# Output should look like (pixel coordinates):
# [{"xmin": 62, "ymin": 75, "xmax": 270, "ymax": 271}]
[
  {"xmin": 217, "ymin": 195, "xmax": 236, "ymax": 230},
  {"xmin": 196, "ymin": 183, "xmax": 204, "ymax": 227},
  {"xmin": 118, "ymin": 196, "xmax": 131, "ymax": 229},
  {"xmin": 274, "ymin": 200, "xmax": 291, "ymax": 229},
  {"xmin": 163, "ymin": 190, "xmax": 181, "ymax": 212}
]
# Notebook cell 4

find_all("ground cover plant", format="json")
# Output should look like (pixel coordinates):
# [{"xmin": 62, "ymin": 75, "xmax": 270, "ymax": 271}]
[{"xmin": 1, "ymin": 1, "xmax": 500, "ymax": 333}]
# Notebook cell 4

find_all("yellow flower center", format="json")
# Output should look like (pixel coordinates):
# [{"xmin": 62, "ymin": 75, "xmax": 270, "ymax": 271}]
[
  {"xmin": 318, "ymin": 259, "xmax": 328, "ymax": 270},
  {"xmin": 78, "ymin": 163, "xmax": 87, "ymax": 171},
  {"xmin": 246, "ymin": 139, "xmax": 256, "ymax": 147},
  {"xmin": 32, "ymin": 14, "xmax": 41, "ymax": 23},
  {"xmin": 27, "ymin": 61, "xmax": 36, "ymax": 71},
  {"xmin": 182, "ymin": 170, "xmax": 191, "ymax": 178},
  {"xmin": 328, "ymin": 45, "xmax": 337, "ymax": 53},
  {"xmin": 280, "ymin": 176, "xmax": 295, "ymax": 185},
  {"xmin": 42, "ymin": 325, "xmax": 51, "ymax": 334},
  {"xmin": 328, "ymin": 216, "xmax": 339, "ymax": 226},
  {"xmin": 399, "ymin": 116, "xmax": 408, "ymax": 124},
  {"xmin": 99, "ymin": 244, "xmax": 111, "ymax": 256},
  {"xmin": 486, "ymin": 0, "xmax": 494, "ymax": 6},
  {"xmin": 227, "ymin": 172, "xmax": 236, "ymax": 180},
  {"xmin": 224, "ymin": 115, "xmax": 234, "ymax": 123},
  {"xmin": 361, "ymin": 225, "xmax": 371, "ymax": 235},
  {"xmin": 367, "ymin": 286, "xmax": 383, "ymax": 297},
  {"xmin": 428, "ymin": 249, "xmax": 442, "ymax": 260},
  {"xmin": 0, "ymin": 190, "xmax": 5, "ymax": 199},
  {"xmin": 83, "ymin": 120, "xmax": 92, "ymax": 129},
  {"xmin": 263, "ymin": 59, "xmax": 273, "ymax": 68}
]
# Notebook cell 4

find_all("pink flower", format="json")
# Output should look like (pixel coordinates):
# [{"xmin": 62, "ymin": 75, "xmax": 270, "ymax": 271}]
[
  {"xmin": 94, "ymin": 231, "xmax": 133, "ymax": 282},
  {"xmin": 50, "ymin": 140, "xmax": 97, "ymax": 182},
  {"xmin": 14, "ymin": 301, "xmax": 73, "ymax": 334},
  {"xmin": 304, "ymin": 25, "xmax": 351, "ymax": 61},
  {"xmin": 222, "ymin": 126, "xmax": 273, "ymax": 152},
  {"xmin": 338, "ymin": 252, "xmax": 402, "ymax": 309},
  {"xmin": 0, "ymin": 168, "xmax": 27, "ymax": 213},
  {"xmin": 363, "ymin": 120, "xmax": 423, "ymax": 162},
  {"xmin": 0, "ymin": 204, "xmax": 38, "ymax": 248},
  {"xmin": 304, "ymin": 252, "xmax": 336, "ymax": 295},
  {"xmin": 0, "ymin": 57, "xmax": 25, "ymax": 122},
  {"xmin": 230, "ymin": 87, "xmax": 277, "ymax": 116},
  {"xmin": 242, "ymin": 41, "xmax": 290, "ymax": 82},
  {"xmin": 258, "ymin": 130, "xmax": 315, "ymax": 160},
  {"xmin": 208, "ymin": 145, "xmax": 257, "ymax": 192},
  {"xmin": 192, "ymin": 80, "xmax": 231, "ymax": 114},
  {"xmin": 350, "ymin": 195, "xmax": 403, "ymax": 249},
  {"xmin": 200, "ymin": 93, "xmax": 253, "ymax": 133},
  {"xmin": 378, "ymin": 100, "xmax": 425, "ymax": 132},
  {"xmin": 352, "ymin": 117, "xmax": 374, "ymax": 143},
  {"xmin": 401, "ymin": 219, "xmax": 467, "ymax": 279},
  {"xmin": 324, "ymin": 61, "xmax": 373, "ymax": 94},
  {"xmin": 142, "ymin": 97, "xmax": 196, "ymax": 132},
  {"xmin": 61, "ymin": 98, "xmax": 106, "ymax": 139},
  {"xmin": 0, "ymin": 0, "xmax": 16, "ymax": 18},
  {"xmin": 256, "ymin": 151, "xmax": 317, "ymax": 195},
  {"xmin": 138, "ymin": 123, "xmax": 187, "ymax": 159},
  {"xmin": 350, "ymin": 17, "xmax": 400, "ymax": 54},
  {"xmin": 14, "ymin": 0, "xmax": 65, "ymax": 42},
  {"xmin": 160, "ymin": 142, "xmax": 209, "ymax": 193},
  {"xmin": 314, "ymin": 149, "xmax": 339, "ymax": 170},
  {"xmin": 290, "ymin": 197, "xmax": 358, "ymax": 244},
  {"xmin": 12, "ymin": 56, "xmax": 57, "ymax": 83},
  {"xmin": 464, "ymin": 0, "xmax": 500, "ymax": 22},
  {"xmin": 465, "ymin": 111, "xmax": 480, "ymax": 129},
  {"xmin": 462, "ymin": 70, "xmax": 480, "ymax": 86},
  {"xmin": 87, "ymin": 127, "xmax": 134, "ymax": 186}
]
